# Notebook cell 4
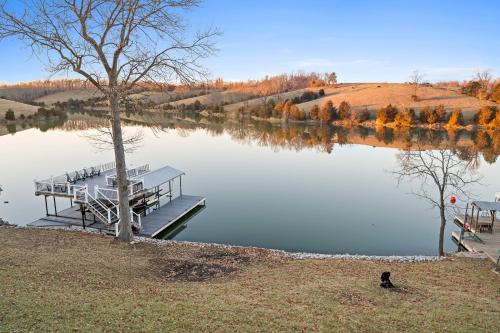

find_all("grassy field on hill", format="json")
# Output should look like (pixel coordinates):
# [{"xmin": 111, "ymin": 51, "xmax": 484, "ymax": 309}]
[
  {"xmin": 0, "ymin": 98, "xmax": 39, "ymax": 117},
  {"xmin": 0, "ymin": 227, "xmax": 499, "ymax": 332},
  {"xmin": 298, "ymin": 83, "xmax": 499, "ymax": 118},
  {"xmin": 35, "ymin": 89, "xmax": 103, "ymax": 106}
]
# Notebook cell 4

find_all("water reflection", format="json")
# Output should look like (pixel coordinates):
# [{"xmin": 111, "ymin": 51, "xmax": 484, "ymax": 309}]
[{"xmin": 5, "ymin": 111, "xmax": 499, "ymax": 165}]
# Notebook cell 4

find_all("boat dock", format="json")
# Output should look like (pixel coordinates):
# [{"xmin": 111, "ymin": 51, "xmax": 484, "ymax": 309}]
[
  {"xmin": 452, "ymin": 198, "xmax": 500, "ymax": 263},
  {"xmin": 28, "ymin": 161, "xmax": 206, "ymax": 238},
  {"xmin": 453, "ymin": 215, "xmax": 500, "ymax": 262},
  {"xmin": 140, "ymin": 195, "xmax": 205, "ymax": 237}
]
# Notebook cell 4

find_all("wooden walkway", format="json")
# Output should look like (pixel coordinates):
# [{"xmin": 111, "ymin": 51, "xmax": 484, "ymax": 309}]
[
  {"xmin": 452, "ymin": 215, "xmax": 500, "ymax": 263},
  {"xmin": 139, "ymin": 195, "xmax": 206, "ymax": 238}
]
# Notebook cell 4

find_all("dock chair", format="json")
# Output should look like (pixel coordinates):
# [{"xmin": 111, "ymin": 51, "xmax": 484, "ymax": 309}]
[
  {"xmin": 74, "ymin": 170, "xmax": 82, "ymax": 181},
  {"xmin": 66, "ymin": 172, "xmax": 74, "ymax": 184},
  {"xmin": 83, "ymin": 168, "xmax": 90, "ymax": 179}
]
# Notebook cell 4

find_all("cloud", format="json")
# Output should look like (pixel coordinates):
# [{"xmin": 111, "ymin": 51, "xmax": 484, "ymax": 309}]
[{"xmin": 289, "ymin": 58, "xmax": 387, "ymax": 69}]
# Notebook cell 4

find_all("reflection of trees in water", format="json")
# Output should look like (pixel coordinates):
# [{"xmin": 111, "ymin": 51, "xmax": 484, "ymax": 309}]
[{"xmin": 6, "ymin": 112, "xmax": 500, "ymax": 164}]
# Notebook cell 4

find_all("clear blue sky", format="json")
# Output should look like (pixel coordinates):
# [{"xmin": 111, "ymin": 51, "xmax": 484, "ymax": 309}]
[{"xmin": 0, "ymin": 0, "xmax": 499, "ymax": 83}]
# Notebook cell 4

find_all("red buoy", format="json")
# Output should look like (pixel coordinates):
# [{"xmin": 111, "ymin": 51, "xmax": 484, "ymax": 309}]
[{"xmin": 450, "ymin": 195, "xmax": 456, "ymax": 204}]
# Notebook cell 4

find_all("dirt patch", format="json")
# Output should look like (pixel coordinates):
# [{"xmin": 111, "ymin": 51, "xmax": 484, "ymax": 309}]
[
  {"xmin": 149, "ymin": 246, "xmax": 283, "ymax": 282},
  {"xmin": 152, "ymin": 258, "xmax": 237, "ymax": 282}
]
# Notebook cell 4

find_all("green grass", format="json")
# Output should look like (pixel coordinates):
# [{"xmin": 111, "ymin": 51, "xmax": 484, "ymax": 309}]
[{"xmin": 0, "ymin": 228, "xmax": 499, "ymax": 332}]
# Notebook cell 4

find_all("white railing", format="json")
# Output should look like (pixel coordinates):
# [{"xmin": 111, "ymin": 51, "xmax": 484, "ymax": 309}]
[
  {"xmin": 73, "ymin": 185, "xmax": 88, "ymax": 202},
  {"xmin": 128, "ymin": 180, "xmax": 144, "ymax": 195},
  {"xmin": 87, "ymin": 191, "xmax": 118, "ymax": 225},
  {"xmin": 95, "ymin": 186, "xmax": 119, "ymax": 202},
  {"xmin": 131, "ymin": 209, "xmax": 142, "ymax": 228},
  {"xmin": 34, "ymin": 161, "xmax": 116, "ymax": 192}
]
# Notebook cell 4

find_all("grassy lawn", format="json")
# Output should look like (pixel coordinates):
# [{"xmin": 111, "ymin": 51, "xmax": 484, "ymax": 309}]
[{"xmin": 0, "ymin": 228, "xmax": 499, "ymax": 332}]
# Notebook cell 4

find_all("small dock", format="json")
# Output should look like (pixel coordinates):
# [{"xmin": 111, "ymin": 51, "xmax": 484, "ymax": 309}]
[
  {"xmin": 453, "ymin": 214, "xmax": 500, "ymax": 262},
  {"xmin": 140, "ymin": 195, "xmax": 205, "ymax": 237}
]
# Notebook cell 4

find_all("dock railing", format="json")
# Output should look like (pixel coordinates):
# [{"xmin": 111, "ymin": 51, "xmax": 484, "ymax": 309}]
[
  {"xmin": 34, "ymin": 161, "xmax": 116, "ymax": 195},
  {"xmin": 73, "ymin": 185, "xmax": 88, "ymax": 203},
  {"xmin": 131, "ymin": 209, "xmax": 142, "ymax": 228}
]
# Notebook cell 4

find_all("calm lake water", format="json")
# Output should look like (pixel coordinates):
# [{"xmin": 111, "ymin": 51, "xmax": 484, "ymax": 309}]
[{"xmin": 1, "ymin": 114, "xmax": 500, "ymax": 255}]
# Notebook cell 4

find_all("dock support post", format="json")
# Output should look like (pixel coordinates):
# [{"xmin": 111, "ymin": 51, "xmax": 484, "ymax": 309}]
[
  {"xmin": 70, "ymin": 197, "xmax": 73, "ymax": 207},
  {"xmin": 179, "ymin": 176, "xmax": 183, "ymax": 197},
  {"xmin": 53, "ymin": 196, "xmax": 58, "ymax": 216},
  {"xmin": 156, "ymin": 186, "xmax": 160, "ymax": 209},
  {"xmin": 80, "ymin": 204, "xmax": 86, "ymax": 230},
  {"xmin": 44, "ymin": 196, "xmax": 49, "ymax": 216},
  {"xmin": 169, "ymin": 181, "xmax": 172, "ymax": 202}
]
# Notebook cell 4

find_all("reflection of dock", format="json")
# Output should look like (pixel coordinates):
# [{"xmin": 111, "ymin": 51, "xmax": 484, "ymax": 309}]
[{"xmin": 453, "ymin": 214, "xmax": 500, "ymax": 263}]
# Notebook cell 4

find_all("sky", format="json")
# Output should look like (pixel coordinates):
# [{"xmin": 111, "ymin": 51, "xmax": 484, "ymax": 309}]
[{"xmin": 0, "ymin": 0, "xmax": 499, "ymax": 84}]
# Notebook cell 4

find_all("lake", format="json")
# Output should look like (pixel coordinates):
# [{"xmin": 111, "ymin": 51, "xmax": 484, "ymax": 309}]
[{"xmin": 1, "ymin": 114, "xmax": 500, "ymax": 255}]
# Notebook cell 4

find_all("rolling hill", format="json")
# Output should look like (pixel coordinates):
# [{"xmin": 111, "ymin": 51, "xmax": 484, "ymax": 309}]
[
  {"xmin": 0, "ymin": 98, "xmax": 39, "ymax": 117},
  {"xmin": 296, "ymin": 83, "xmax": 499, "ymax": 118}
]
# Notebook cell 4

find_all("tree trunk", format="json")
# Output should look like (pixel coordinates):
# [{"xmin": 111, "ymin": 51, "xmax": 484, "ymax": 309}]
[
  {"xmin": 438, "ymin": 199, "xmax": 446, "ymax": 257},
  {"xmin": 109, "ymin": 94, "xmax": 132, "ymax": 242}
]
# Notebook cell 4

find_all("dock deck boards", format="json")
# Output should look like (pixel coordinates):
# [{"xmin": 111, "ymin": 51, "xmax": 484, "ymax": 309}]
[
  {"xmin": 139, "ymin": 195, "xmax": 205, "ymax": 237},
  {"xmin": 28, "ymin": 206, "xmax": 114, "ymax": 233},
  {"xmin": 453, "ymin": 215, "xmax": 500, "ymax": 262}
]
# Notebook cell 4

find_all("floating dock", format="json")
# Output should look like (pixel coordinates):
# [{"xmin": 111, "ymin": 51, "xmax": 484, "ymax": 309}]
[
  {"xmin": 28, "ymin": 162, "xmax": 206, "ymax": 238},
  {"xmin": 452, "ymin": 214, "xmax": 500, "ymax": 262}
]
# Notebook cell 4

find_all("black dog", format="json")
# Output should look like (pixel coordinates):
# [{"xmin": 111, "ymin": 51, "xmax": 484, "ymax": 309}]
[{"xmin": 380, "ymin": 271, "xmax": 394, "ymax": 289}]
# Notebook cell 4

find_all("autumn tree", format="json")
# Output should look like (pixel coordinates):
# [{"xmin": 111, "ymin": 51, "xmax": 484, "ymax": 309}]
[
  {"xmin": 319, "ymin": 100, "xmax": 336, "ymax": 123},
  {"xmin": 394, "ymin": 108, "xmax": 415, "ymax": 127},
  {"xmin": 0, "ymin": 0, "xmax": 218, "ymax": 241},
  {"xmin": 309, "ymin": 104, "xmax": 320, "ymax": 120},
  {"xmin": 338, "ymin": 101, "xmax": 351, "ymax": 120},
  {"xmin": 475, "ymin": 106, "xmax": 497, "ymax": 126},
  {"xmin": 447, "ymin": 108, "xmax": 464, "ymax": 127},
  {"xmin": 394, "ymin": 150, "xmax": 481, "ymax": 256},
  {"xmin": 491, "ymin": 82, "xmax": 500, "ymax": 103},
  {"xmin": 355, "ymin": 108, "xmax": 371, "ymax": 123},
  {"xmin": 326, "ymin": 72, "xmax": 337, "ymax": 86},
  {"xmin": 376, "ymin": 104, "xmax": 398, "ymax": 124}
]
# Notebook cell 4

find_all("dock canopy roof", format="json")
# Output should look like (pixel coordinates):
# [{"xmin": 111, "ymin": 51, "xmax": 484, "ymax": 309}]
[
  {"xmin": 141, "ymin": 166, "xmax": 185, "ymax": 188},
  {"xmin": 472, "ymin": 201, "xmax": 500, "ymax": 211}
]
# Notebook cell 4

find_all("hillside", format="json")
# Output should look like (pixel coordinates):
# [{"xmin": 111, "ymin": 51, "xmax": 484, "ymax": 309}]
[
  {"xmin": 0, "ymin": 98, "xmax": 39, "ymax": 117},
  {"xmin": 35, "ymin": 89, "xmax": 103, "ymax": 106},
  {"xmin": 129, "ymin": 89, "xmax": 206, "ymax": 105},
  {"xmin": 222, "ymin": 88, "xmax": 327, "ymax": 113},
  {"xmin": 1, "ymin": 228, "xmax": 499, "ymax": 332},
  {"xmin": 162, "ymin": 90, "xmax": 254, "ymax": 108},
  {"xmin": 297, "ymin": 83, "xmax": 499, "ymax": 118}
]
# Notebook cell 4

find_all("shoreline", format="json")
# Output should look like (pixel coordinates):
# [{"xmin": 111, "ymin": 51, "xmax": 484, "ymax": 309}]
[{"xmin": 1, "ymin": 225, "xmax": 441, "ymax": 262}]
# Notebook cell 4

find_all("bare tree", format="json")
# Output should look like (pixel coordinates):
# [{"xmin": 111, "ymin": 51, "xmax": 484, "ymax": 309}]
[
  {"xmin": 475, "ymin": 69, "xmax": 492, "ymax": 92},
  {"xmin": 393, "ymin": 149, "xmax": 481, "ymax": 256},
  {"xmin": 409, "ymin": 70, "xmax": 424, "ymax": 100},
  {"xmin": 0, "ymin": 0, "xmax": 218, "ymax": 241}
]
